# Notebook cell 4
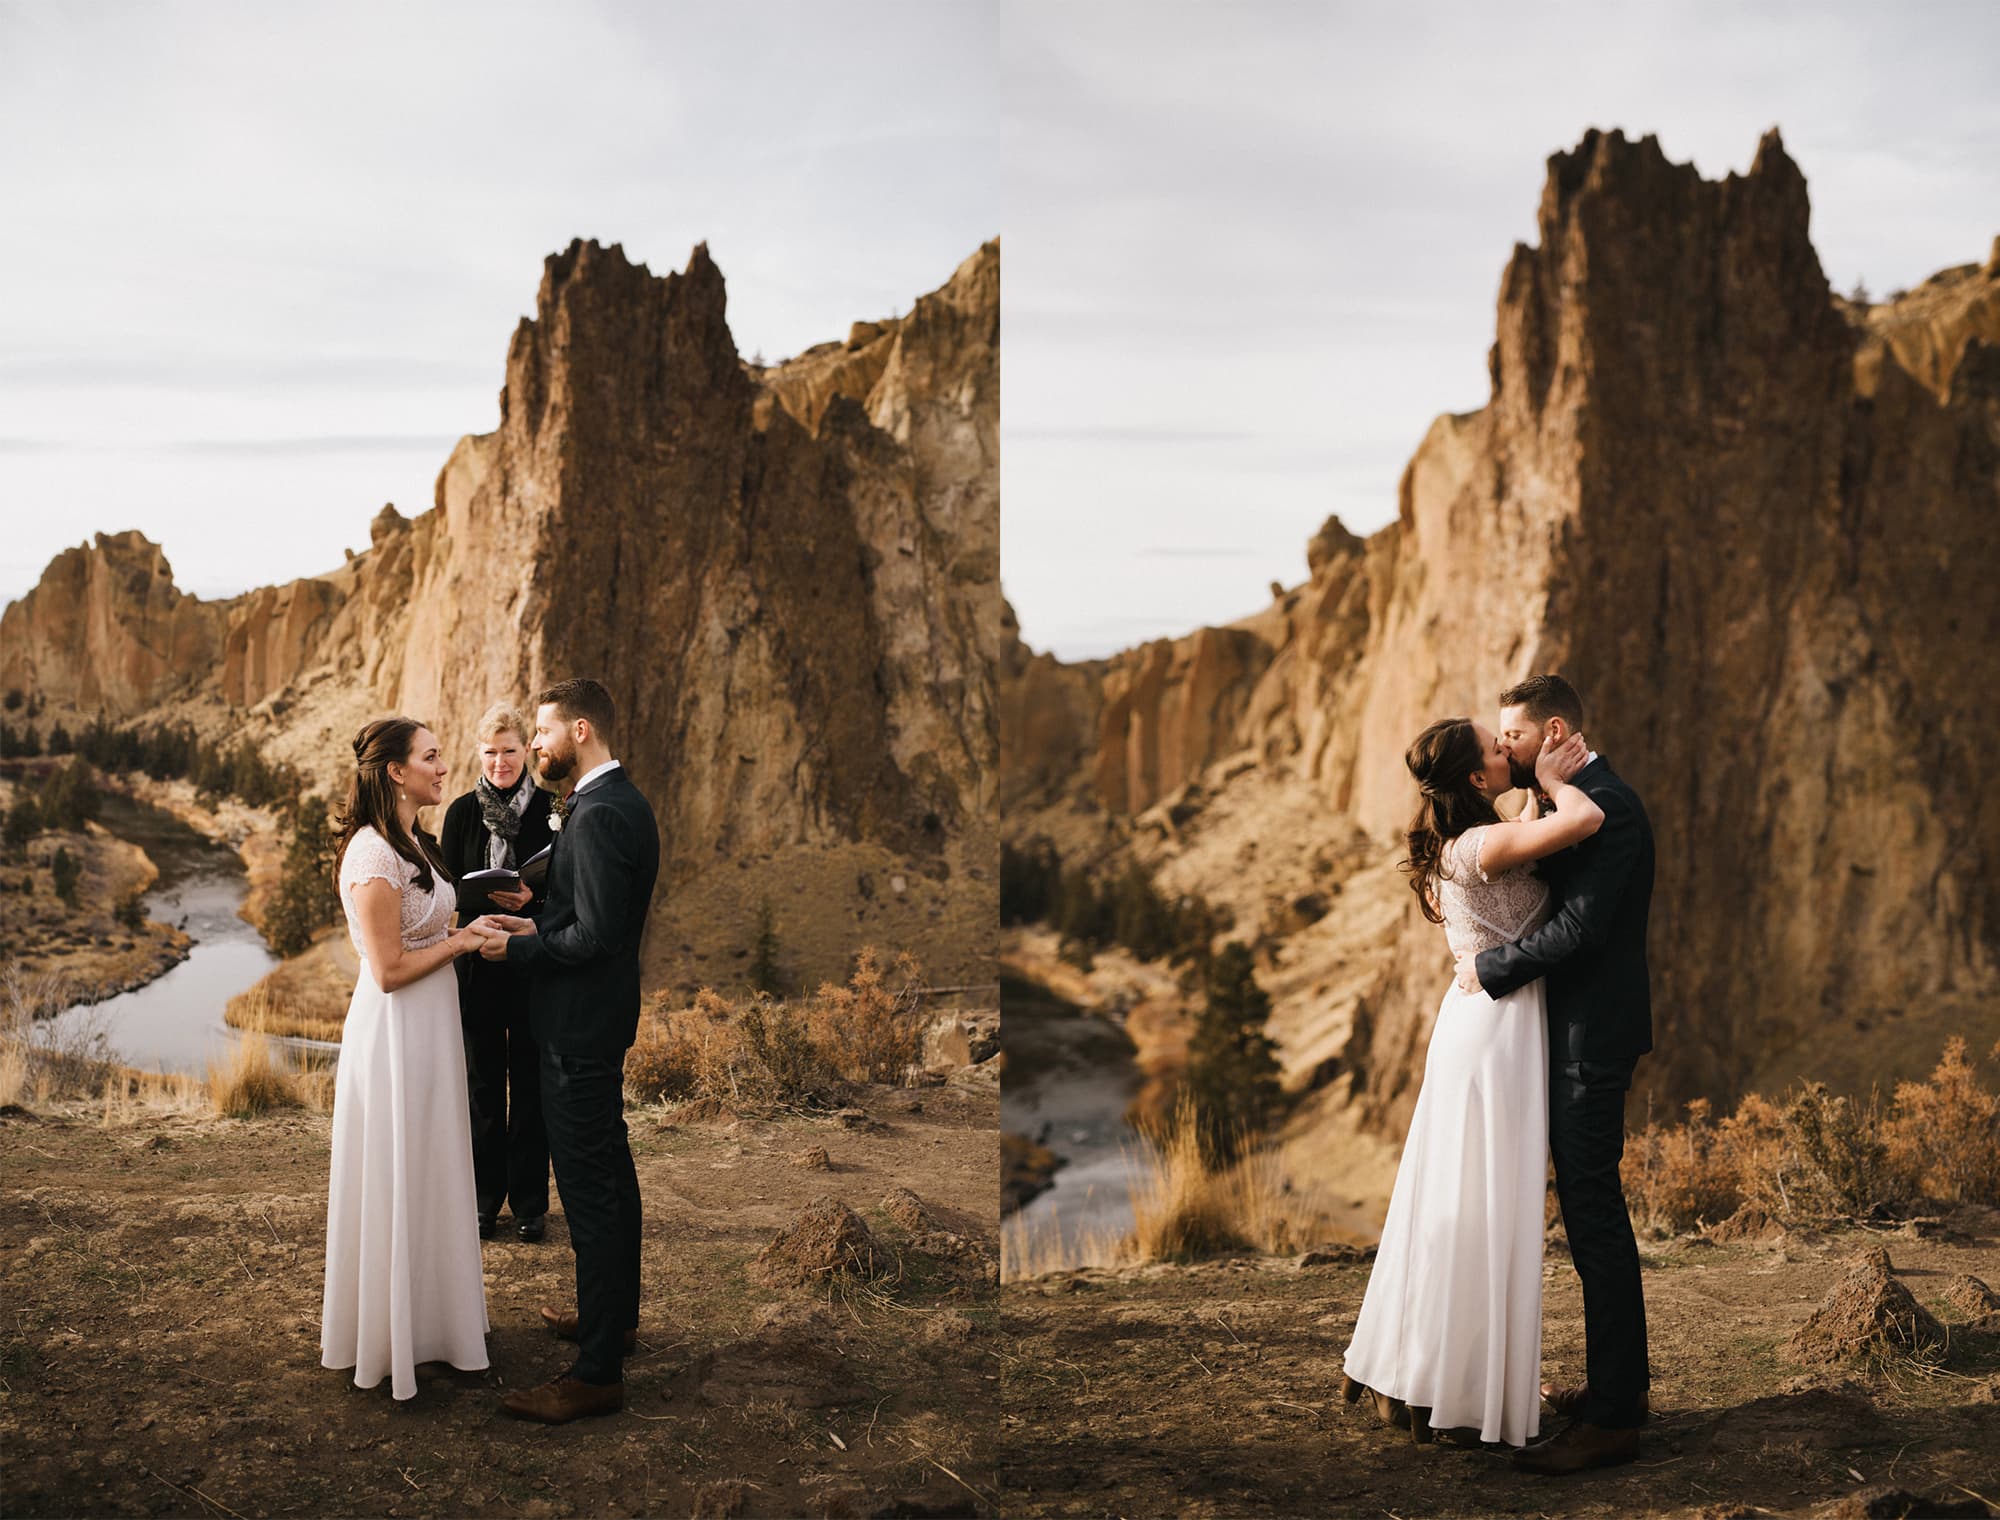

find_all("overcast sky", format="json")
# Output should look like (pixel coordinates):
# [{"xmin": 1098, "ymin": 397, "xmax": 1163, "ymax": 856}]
[
  {"xmin": 1001, "ymin": 1, "xmax": 2000, "ymax": 659},
  {"xmin": 0, "ymin": 0, "xmax": 996, "ymax": 605}
]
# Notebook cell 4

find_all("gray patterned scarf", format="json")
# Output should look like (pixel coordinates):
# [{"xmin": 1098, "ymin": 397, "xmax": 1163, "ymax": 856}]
[{"xmin": 475, "ymin": 773, "xmax": 536, "ymax": 870}]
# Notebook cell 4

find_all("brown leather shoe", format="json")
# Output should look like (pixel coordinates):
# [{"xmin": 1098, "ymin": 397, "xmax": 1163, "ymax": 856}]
[
  {"xmin": 539, "ymin": 1305, "xmax": 637, "ymax": 1353},
  {"xmin": 1540, "ymin": 1381, "xmax": 1649, "ymax": 1421},
  {"xmin": 501, "ymin": 1373, "xmax": 623, "ymax": 1424},
  {"xmin": 1511, "ymin": 1420, "xmax": 1640, "ymax": 1474}
]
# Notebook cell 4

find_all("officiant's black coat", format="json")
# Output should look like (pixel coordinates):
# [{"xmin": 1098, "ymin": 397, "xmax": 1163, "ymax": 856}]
[
  {"xmin": 1473, "ymin": 756, "xmax": 1655, "ymax": 1062},
  {"xmin": 504, "ymin": 768, "xmax": 660, "ymax": 1055}
]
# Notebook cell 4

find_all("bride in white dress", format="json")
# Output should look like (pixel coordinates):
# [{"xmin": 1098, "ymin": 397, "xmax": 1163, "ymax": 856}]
[
  {"xmin": 320, "ymin": 717, "xmax": 491, "ymax": 1400},
  {"xmin": 1339, "ymin": 717, "xmax": 1600, "ymax": 1447}
]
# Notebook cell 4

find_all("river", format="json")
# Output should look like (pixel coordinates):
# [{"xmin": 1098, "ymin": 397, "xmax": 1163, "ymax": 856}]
[
  {"xmin": 1001, "ymin": 972, "xmax": 1158, "ymax": 1268},
  {"xmin": 43, "ymin": 790, "xmax": 283, "ymax": 1075}
]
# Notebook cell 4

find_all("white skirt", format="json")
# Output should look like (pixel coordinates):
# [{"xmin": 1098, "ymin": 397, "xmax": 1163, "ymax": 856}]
[
  {"xmin": 320, "ymin": 956, "xmax": 489, "ymax": 1399},
  {"xmin": 1341, "ymin": 976, "xmax": 1548, "ymax": 1446}
]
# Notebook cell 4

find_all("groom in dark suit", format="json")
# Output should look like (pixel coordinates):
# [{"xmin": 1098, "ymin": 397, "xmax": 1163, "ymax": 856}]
[
  {"xmin": 1456, "ymin": 673, "xmax": 1655, "ymax": 1474},
  {"xmin": 475, "ymin": 677, "xmax": 660, "ymax": 1423}
]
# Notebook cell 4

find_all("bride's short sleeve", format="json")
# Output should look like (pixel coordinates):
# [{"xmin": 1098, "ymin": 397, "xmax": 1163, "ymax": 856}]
[
  {"xmin": 339, "ymin": 828, "xmax": 408, "ymax": 895},
  {"xmin": 1455, "ymin": 825, "xmax": 1495, "ymax": 885}
]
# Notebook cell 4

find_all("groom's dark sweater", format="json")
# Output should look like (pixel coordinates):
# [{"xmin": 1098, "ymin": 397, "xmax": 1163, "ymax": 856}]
[
  {"xmin": 1474, "ymin": 756, "xmax": 1655, "ymax": 1063},
  {"xmin": 505, "ymin": 767, "xmax": 660, "ymax": 1056}
]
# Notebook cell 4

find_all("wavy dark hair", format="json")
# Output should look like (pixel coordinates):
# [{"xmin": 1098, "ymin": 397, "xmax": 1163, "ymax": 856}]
[
  {"xmin": 1399, "ymin": 717, "xmax": 1501, "ymax": 925},
  {"xmin": 333, "ymin": 716, "xmax": 451, "ymax": 893}
]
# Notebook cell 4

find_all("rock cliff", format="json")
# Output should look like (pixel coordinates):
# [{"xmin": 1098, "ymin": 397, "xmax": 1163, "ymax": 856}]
[
  {"xmin": 5, "ymin": 240, "xmax": 1001, "ymax": 992},
  {"xmin": 1002, "ymin": 130, "xmax": 2000, "ymax": 1136}
]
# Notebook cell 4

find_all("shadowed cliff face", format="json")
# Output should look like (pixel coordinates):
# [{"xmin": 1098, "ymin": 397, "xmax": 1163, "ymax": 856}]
[
  {"xmin": 1002, "ymin": 129, "xmax": 2000, "ymax": 1134},
  {"xmin": 3, "ymin": 239, "xmax": 1000, "ymax": 991}
]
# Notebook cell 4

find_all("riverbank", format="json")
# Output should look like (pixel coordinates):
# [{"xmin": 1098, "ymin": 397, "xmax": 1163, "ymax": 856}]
[
  {"xmin": 100, "ymin": 772, "xmax": 284, "ymax": 937},
  {"xmin": 0, "ymin": 775, "xmax": 193, "ymax": 1005},
  {"xmin": 998, "ymin": 1215, "xmax": 2000, "ymax": 1517},
  {"xmin": 226, "ymin": 933, "xmax": 354, "ymax": 1042},
  {"xmin": 0, "ymin": 1071, "xmax": 1003, "ymax": 1518}
]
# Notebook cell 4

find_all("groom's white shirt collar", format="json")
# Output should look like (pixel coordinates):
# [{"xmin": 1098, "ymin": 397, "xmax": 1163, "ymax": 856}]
[
  {"xmin": 1587, "ymin": 750, "xmax": 1600, "ymax": 766},
  {"xmin": 571, "ymin": 759, "xmax": 623, "ymax": 796}
]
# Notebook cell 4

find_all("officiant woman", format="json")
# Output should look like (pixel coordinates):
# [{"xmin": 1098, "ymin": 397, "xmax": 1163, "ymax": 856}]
[{"xmin": 441, "ymin": 702, "xmax": 555, "ymax": 1243}]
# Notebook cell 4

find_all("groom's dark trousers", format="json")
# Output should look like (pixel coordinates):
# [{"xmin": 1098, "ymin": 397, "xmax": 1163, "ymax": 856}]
[
  {"xmin": 507, "ymin": 767, "xmax": 660, "ymax": 1385},
  {"xmin": 1476, "ymin": 756, "xmax": 1655, "ymax": 1430}
]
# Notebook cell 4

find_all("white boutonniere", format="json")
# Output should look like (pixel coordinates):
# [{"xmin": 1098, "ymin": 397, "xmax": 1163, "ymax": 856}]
[{"xmin": 549, "ymin": 793, "xmax": 572, "ymax": 833}]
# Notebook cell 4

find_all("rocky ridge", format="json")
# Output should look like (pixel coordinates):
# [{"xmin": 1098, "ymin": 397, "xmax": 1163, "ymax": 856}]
[
  {"xmin": 4, "ymin": 240, "xmax": 1001, "ymax": 993},
  {"xmin": 1001, "ymin": 130, "xmax": 2000, "ymax": 1139}
]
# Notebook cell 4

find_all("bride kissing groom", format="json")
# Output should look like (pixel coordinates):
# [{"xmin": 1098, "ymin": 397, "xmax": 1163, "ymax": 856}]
[{"xmin": 1339, "ymin": 673, "xmax": 1656, "ymax": 1475}]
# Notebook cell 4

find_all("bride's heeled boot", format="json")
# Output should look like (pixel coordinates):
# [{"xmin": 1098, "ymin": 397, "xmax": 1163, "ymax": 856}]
[
  {"xmin": 1409, "ymin": 1405, "xmax": 1435, "ymax": 1445},
  {"xmin": 1370, "ymin": 1389, "xmax": 1411, "ymax": 1430},
  {"xmin": 1340, "ymin": 1375, "xmax": 1364, "ymax": 1406}
]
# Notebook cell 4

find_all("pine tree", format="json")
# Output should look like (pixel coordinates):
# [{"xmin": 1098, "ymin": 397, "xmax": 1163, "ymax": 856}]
[
  {"xmin": 1183, "ymin": 941, "xmax": 1283, "ymax": 1163},
  {"xmin": 3, "ymin": 800, "xmax": 39, "ymax": 859},
  {"xmin": 52, "ymin": 846, "xmax": 81, "ymax": 907},
  {"xmin": 263, "ymin": 796, "xmax": 338, "ymax": 957},
  {"xmin": 750, "ymin": 898, "xmax": 784, "ymax": 995}
]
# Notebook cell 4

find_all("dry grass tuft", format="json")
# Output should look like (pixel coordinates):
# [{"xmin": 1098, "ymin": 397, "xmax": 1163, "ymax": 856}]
[
  {"xmin": 1882, "ymin": 1037, "xmax": 2000, "ymax": 1205},
  {"xmin": 1126, "ymin": 1094, "xmax": 1301, "ymax": 1263},
  {"xmin": 205, "ymin": 1030, "xmax": 301, "ymax": 1118}
]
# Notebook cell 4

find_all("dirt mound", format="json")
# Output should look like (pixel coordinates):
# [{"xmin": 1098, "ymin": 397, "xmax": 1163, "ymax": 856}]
[
  {"xmin": 1943, "ymin": 1273, "xmax": 2000, "ymax": 1317},
  {"xmin": 790, "ymin": 1144, "xmax": 832, "ymax": 1170},
  {"xmin": 749, "ymin": 1196, "xmax": 883, "ymax": 1288},
  {"xmin": 1705, "ymin": 1204, "xmax": 1787, "ymax": 1243},
  {"xmin": 1787, "ymin": 1259, "xmax": 1946, "ymax": 1364},
  {"xmin": 882, "ymin": 1186, "xmax": 934, "ymax": 1231}
]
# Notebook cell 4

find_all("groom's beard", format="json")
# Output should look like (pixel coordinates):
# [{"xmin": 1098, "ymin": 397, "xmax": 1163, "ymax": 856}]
[
  {"xmin": 1508, "ymin": 754, "xmax": 1538, "ymax": 790},
  {"xmin": 540, "ymin": 743, "xmax": 577, "ymax": 783}
]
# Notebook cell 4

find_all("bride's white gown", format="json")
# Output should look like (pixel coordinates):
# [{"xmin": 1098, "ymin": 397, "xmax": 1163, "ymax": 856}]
[
  {"xmin": 1341, "ymin": 824, "xmax": 1551, "ymax": 1446},
  {"xmin": 320, "ymin": 826, "xmax": 489, "ymax": 1399}
]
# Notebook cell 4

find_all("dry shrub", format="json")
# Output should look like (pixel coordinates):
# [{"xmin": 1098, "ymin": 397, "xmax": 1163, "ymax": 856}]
[
  {"xmin": 206, "ymin": 1031, "xmax": 299, "ymax": 1118},
  {"xmin": 740, "ymin": 995, "xmax": 841, "ymax": 1105},
  {"xmin": 1882, "ymin": 1037, "xmax": 2000, "ymax": 1205},
  {"xmin": 1620, "ymin": 1038, "xmax": 2000, "ymax": 1232},
  {"xmin": 0, "ymin": 964, "xmax": 114, "ymax": 1104},
  {"xmin": 626, "ymin": 951, "xmax": 930, "ymax": 1109},
  {"xmin": 806, "ymin": 948, "xmax": 928, "ymax": 1084},
  {"xmin": 1624, "ymin": 1097, "xmax": 1743, "ymax": 1231}
]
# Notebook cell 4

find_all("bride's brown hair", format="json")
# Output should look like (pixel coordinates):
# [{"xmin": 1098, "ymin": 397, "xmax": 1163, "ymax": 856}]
[
  {"xmin": 1399, "ymin": 717, "xmax": 1501, "ymax": 925},
  {"xmin": 333, "ymin": 717, "xmax": 452, "ymax": 892}
]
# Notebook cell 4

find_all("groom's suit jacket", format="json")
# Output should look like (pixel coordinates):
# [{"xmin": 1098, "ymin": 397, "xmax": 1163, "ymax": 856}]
[
  {"xmin": 1474, "ymin": 756, "xmax": 1655, "ymax": 1063},
  {"xmin": 505, "ymin": 767, "xmax": 660, "ymax": 1057}
]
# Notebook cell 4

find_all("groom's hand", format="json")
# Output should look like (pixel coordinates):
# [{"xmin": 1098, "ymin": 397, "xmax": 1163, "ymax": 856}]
[
  {"xmin": 474, "ymin": 914, "xmax": 534, "ymax": 934},
  {"xmin": 1454, "ymin": 950, "xmax": 1484, "ymax": 993}
]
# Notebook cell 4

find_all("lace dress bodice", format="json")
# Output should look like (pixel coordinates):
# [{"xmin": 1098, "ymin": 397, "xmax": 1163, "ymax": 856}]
[
  {"xmin": 1434, "ymin": 825, "xmax": 1552, "ymax": 960},
  {"xmin": 338, "ymin": 826, "xmax": 457, "ymax": 958}
]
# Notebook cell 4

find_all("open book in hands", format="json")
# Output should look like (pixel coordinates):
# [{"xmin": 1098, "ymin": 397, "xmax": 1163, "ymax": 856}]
[{"xmin": 457, "ymin": 843, "xmax": 554, "ymax": 919}]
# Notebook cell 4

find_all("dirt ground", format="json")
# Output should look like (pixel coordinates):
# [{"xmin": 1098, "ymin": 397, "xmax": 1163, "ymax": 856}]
[
  {"xmin": 0, "ymin": 1073, "xmax": 1001, "ymax": 1518},
  {"xmin": 997, "ymin": 1218, "xmax": 2000, "ymax": 1518}
]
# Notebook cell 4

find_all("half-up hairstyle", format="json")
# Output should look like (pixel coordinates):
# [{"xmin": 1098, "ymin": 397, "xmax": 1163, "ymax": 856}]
[
  {"xmin": 333, "ymin": 716, "xmax": 452, "ymax": 892},
  {"xmin": 1399, "ymin": 717, "xmax": 1501, "ymax": 925}
]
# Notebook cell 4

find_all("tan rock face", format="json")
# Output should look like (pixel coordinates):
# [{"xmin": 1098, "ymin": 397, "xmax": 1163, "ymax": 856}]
[
  {"xmin": 1001, "ymin": 129, "xmax": 2000, "ymax": 1134},
  {"xmin": 0, "ymin": 531, "xmax": 225, "ymax": 712},
  {"xmin": 4, "ymin": 240, "xmax": 1000, "ymax": 992}
]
